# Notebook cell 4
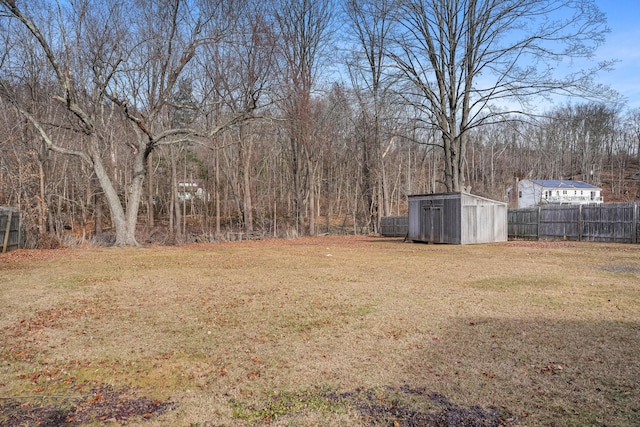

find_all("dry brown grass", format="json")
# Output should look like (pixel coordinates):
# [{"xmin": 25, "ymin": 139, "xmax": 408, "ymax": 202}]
[{"xmin": 1, "ymin": 236, "xmax": 639, "ymax": 426}]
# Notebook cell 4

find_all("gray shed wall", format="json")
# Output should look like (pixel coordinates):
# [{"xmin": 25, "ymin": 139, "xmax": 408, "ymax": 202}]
[{"xmin": 408, "ymin": 193, "xmax": 461, "ymax": 244}]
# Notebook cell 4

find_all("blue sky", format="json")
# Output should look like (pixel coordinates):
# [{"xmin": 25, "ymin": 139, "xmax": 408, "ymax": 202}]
[{"xmin": 594, "ymin": 0, "xmax": 640, "ymax": 109}]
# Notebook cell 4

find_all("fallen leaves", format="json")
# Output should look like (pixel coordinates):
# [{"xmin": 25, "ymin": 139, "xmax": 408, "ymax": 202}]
[
  {"xmin": 0, "ymin": 384, "xmax": 173, "ymax": 426},
  {"xmin": 536, "ymin": 363, "xmax": 565, "ymax": 375}
]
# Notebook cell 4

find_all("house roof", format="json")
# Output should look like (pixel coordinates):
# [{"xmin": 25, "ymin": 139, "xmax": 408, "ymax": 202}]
[{"xmin": 530, "ymin": 180, "xmax": 599, "ymax": 189}]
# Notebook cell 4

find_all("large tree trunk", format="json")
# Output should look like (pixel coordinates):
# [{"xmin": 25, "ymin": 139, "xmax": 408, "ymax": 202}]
[
  {"xmin": 91, "ymin": 144, "xmax": 127, "ymax": 246},
  {"xmin": 123, "ymin": 148, "xmax": 146, "ymax": 246}
]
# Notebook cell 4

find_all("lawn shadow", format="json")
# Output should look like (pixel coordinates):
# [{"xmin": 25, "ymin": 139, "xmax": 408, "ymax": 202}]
[{"xmin": 410, "ymin": 315, "xmax": 640, "ymax": 426}]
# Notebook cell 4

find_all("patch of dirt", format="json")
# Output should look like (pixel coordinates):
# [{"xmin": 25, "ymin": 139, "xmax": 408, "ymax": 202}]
[
  {"xmin": 243, "ymin": 385, "xmax": 512, "ymax": 427},
  {"xmin": 599, "ymin": 264, "xmax": 640, "ymax": 274},
  {"xmin": 332, "ymin": 386, "xmax": 509, "ymax": 427},
  {"xmin": 0, "ymin": 384, "xmax": 173, "ymax": 426},
  {"xmin": 505, "ymin": 240, "xmax": 579, "ymax": 248}
]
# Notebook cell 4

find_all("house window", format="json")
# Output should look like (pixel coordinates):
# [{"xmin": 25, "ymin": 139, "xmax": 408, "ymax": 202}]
[
  {"xmin": 519, "ymin": 191, "xmax": 522, "ymax": 198},
  {"xmin": 563, "ymin": 190, "xmax": 567, "ymax": 195}
]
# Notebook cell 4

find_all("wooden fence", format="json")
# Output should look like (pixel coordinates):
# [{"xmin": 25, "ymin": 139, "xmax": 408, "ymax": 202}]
[
  {"xmin": 0, "ymin": 207, "xmax": 23, "ymax": 253},
  {"xmin": 509, "ymin": 203, "xmax": 639, "ymax": 243},
  {"xmin": 383, "ymin": 203, "xmax": 640, "ymax": 243},
  {"xmin": 380, "ymin": 215, "xmax": 409, "ymax": 237}
]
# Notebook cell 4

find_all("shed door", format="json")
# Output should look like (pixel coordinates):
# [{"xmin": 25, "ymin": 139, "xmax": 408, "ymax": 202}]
[{"xmin": 421, "ymin": 206, "xmax": 443, "ymax": 243}]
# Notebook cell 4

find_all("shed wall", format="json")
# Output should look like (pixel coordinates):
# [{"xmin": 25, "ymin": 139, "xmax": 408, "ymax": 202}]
[
  {"xmin": 408, "ymin": 194, "xmax": 461, "ymax": 244},
  {"xmin": 461, "ymin": 200, "xmax": 508, "ymax": 244}
]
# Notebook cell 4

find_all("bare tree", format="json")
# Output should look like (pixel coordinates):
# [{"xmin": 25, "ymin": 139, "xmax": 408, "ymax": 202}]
[
  {"xmin": 345, "ymin": 0, "xmax": 398, "ymax": 232},
  {"xmin": 274, "ymin": 0, "xmax": 334, "ymax": 236},
  {"xmin": 0, "ymin": 0, "xmax": 254, "ymax": 246},
  {"xmin": 388, "ymin": 0, "xmax": 615, "ymax": 192},
  {"xmin": 198, "ymin": 6, "xmax": 276, "ymax": 233}
]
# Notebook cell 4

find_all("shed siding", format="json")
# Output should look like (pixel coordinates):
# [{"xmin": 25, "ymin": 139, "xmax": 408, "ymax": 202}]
[{"xmin": 462, "ymin": 203, "xmax": 508, "ymax": 244}]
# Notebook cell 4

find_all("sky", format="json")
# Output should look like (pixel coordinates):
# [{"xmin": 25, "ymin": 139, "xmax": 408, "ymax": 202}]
[{"xmin": 594, "ymin": 0, "xmax": 640, "ymax": 109}]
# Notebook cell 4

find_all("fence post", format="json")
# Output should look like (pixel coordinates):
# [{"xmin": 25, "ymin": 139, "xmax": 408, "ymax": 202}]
[
  {"xmin": 2, "ymin": 210, "xmax": 12, "ymax": 253},
  {"xmin": 18, "ymin": 212, "xmax": 23, "ymax": 249},
  {"xmin": 634, "ymin": 202, "xmax": 638, "ymax": 244},
  {"xmin": 578, "ymin": 204, "xmax": 583, "ymax": 242},
  {"xmin": 537, "ymin": 206, "xmax": 541, "ymax": 240}
]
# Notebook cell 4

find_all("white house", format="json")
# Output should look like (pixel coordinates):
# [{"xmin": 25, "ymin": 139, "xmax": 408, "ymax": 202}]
[
  {"xmin": 178, "ymin": 181, "xmax": 210, "ymax": 202},
  {"xmin": 517, "ymin": 179, "xmax": 603, "ymax": 208}
]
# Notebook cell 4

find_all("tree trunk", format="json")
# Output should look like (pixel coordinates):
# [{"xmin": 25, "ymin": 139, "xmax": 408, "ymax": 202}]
[
  {"xmin": 215, "ymin": 146, "xmax": 221, "ymax": 236},
  {"xmin": 123, "ymin": 148, "xmax": 146, "ymax": 246},
  {"xmin": 94, "ymin": 179, "xmax": 103, "ymax": 236},
  {"xmin": 147, "ymin": 152, "xmax": 154, "ymax": 227},
  {"xmin": 91, "ymin": 144, "xmax": 127, "ymax": 245},
  {"xmin": 170, "ymin": 145, "xmax": 182, "ymax": 240},
  {"xmin": 240, "ymin": 128, "xmax": 254, "ymax": 232},
  {"xmin": 306, "ymin": 155, "xmax": 316, "ymax": 236}
]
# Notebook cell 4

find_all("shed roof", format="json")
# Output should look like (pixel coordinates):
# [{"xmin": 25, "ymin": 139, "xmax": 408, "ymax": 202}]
[
  {"xmin": 408, "ymin": 192, "xmax": 507, "ymax": 205},
  {"xmin": 530, "ymin": 180, "xmax": 599, "ymax": 189}
]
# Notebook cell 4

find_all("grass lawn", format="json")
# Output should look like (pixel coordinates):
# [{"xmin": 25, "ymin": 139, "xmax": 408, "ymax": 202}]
[{"xmin": 1, "ymin": 236, "xmax": 639, "ymax": 426}]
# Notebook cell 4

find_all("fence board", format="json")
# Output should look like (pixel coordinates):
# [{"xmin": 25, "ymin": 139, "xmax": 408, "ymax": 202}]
[
  {"xmin": 1, "ymin": 207, "xmax": 22, "ymax": 253},
  {"xmin": 380, "ymin": 216, "xmax": 408, "ymax": 237},
  {"xmin": 539, "ymin": 206, "xmax": 580, "ymax": 241},
  {"xmin": 509, "ymin": 203, "xmax": 639, "ymax": 244},
  {"xmin": 582, "ymin": 203, "xmax": 636, "ymax": 243},
  {"xmin": 508, "ymin": 207, "xmax": 539, "ymax": 240}
]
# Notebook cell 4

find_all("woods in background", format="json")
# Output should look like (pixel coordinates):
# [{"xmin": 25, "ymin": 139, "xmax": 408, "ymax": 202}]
[{"xmin": 1, "ymin": 0, "xmax": 636, "ymax": 247}]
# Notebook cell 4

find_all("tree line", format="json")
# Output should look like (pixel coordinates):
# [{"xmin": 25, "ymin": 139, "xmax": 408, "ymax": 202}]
[{"xmin": 1, "ymin": 0, "xmax": 635, "ymax": 247}]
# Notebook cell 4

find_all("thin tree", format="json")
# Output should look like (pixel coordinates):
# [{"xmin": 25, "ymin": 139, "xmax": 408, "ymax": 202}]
[
  {"xmin": 345, "ymin": 0, "xmax": 397, "ymax": 232},
  {"xmin": 274, "ymin": 0, "xmax": 334, "ymax": 236}
]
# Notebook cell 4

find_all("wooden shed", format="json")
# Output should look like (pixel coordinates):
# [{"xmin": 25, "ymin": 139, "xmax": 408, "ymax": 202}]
[{"xmin": 408, "ymin": 193, "xmax": 507, "ymax": 244}]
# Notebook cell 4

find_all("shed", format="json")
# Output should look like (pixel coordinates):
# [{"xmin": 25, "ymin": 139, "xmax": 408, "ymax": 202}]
[{"xmin": 408, "ymin": 193, "xmax": 507, "ymax": 244}]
